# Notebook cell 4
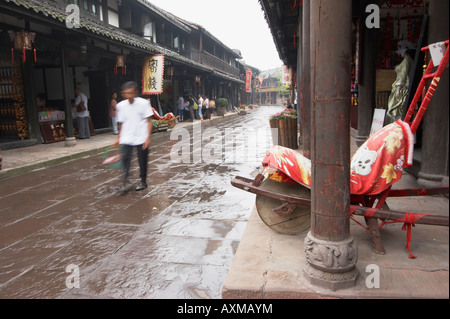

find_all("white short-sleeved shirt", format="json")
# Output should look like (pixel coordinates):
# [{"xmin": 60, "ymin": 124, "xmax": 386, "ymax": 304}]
[{"xmin": 117, "ymin": 97, "xmax": 154, "ymax": 146}]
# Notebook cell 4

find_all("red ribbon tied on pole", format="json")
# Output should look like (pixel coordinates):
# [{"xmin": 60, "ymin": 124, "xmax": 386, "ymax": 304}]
[{"xmin": 380, "ymin": 212, "xmax": 427, "ymax": 259}]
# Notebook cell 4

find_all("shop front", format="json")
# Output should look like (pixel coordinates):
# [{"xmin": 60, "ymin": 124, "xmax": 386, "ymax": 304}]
[
  {"xmin": 0, "ymin": 3, "xmax": 146, "ymax": 149},
  {"xmin": 0, "ymin": 47, "xmax": 29, "ymax": 146},
  {"xmin": 353, "ymin": 1, "xmax": 429, "ymax": 146}
]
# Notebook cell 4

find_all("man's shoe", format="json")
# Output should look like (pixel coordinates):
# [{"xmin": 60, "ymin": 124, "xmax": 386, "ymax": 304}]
[{"xmin": 135, "ymin": 181, "xmax": 147, "ymax": 191}]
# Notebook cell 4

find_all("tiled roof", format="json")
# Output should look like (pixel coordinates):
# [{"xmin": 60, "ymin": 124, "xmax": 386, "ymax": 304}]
[
  {"xmin": 258, "ymin": 0, "xmax": 298, "ymax": 66},
  {"xmin": 1, "ymin": 0, "xmax": 244, "ymax": 83}
]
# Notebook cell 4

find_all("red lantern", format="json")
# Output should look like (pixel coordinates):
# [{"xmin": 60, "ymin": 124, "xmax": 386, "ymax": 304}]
[{"xmin": 115, "ymin": 55, "xmax": 126, "ymax": 75}]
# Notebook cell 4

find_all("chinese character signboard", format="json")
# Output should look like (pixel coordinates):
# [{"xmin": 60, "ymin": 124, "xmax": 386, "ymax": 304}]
[
  {"xmin": 245, "ymin": 70, "xmax": 252, "ymax": 93},
  {"xmin": 281, "ymin": 65, "xmax": 292, "ymax": 85},
  {"xmin": 142, "ymin": 54, "xmax": 164, "ymax": 95},
  {"xmin": 40, "ymin": 121, "xmax": 66, "ymax": 144}
]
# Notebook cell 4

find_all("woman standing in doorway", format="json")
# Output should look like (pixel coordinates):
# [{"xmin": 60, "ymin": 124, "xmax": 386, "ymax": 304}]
[{"xmin": 110, "ymin": 92, "xmax": 118, "ymax": 134}]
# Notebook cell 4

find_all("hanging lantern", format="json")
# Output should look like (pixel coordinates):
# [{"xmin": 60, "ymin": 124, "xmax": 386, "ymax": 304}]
[
  {"xmin": 8, "ymin": 30, "xmax": 36, "ymax": 63},
  {"xmin": 115, "ymin": 55, "xmax": 126, "ymax": 75}
]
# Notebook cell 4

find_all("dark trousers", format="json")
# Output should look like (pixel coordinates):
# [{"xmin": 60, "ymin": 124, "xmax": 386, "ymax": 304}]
[{"xmin": 121, "ymin": 144, "xmax": 148, "ymax": 182}]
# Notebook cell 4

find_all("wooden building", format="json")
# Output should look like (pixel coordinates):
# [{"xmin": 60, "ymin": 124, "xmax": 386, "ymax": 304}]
[{"xmin": 0, "ymin": 0, "xmax": 245, "ymax": 149}]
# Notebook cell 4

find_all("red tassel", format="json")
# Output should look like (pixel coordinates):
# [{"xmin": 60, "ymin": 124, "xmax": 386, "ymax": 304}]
[
  {"xmin": 34, "ymin": 48, "xmax": 37, "ymax": 62},
  {"xmin": 23, "ymin": 46, "xmax": 26, "ymax": 63}
]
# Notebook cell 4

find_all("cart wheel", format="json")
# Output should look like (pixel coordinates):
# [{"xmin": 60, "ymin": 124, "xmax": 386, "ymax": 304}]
[{"xmin": 255, "ymin": 177, "xmax": 311, "ymax": 235}]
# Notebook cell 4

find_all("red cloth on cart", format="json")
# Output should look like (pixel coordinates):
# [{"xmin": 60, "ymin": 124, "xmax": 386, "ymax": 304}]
[
  {"xmin": 262, "ymin": 120, "xmax": 414, "ymax": 196},
  {"xmin": 152, "ymin": 108, "xmax": 176, "ymax": 121},
  {"xmin": 262, "ymin": 145, "xmax": 311, "ymax": 188},
  {"xmin": 350, "ymin": 120, "xmax": 414, "ymax": 195}
]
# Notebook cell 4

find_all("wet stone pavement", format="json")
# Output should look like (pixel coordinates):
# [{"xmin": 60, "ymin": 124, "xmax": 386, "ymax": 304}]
[{"xmin": 0, "ymin": 106, "xmax": 281, "ymax": 299}]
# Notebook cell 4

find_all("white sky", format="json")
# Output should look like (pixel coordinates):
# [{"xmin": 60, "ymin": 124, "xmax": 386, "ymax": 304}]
[{"xmin": 147, "ymin": 0, "xmax": 283, "ymax": 71}]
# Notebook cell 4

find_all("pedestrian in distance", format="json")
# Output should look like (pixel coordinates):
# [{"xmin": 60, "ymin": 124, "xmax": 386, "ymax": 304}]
[
  {"xmin": 110, "ymin": 92, "xmax": 118, "ymax": 134},
  {"xmin": 197, "ymin": 94, "xmax": 203, "ymax": 120},
  {"xmin": 188, "ymin": 95, "xmax": 195, "ymax": 122},
  {"xmin": 183, "ymin": 96, "xmax": 190, "ymax": 121},
  {"xmin": 204, "ymin": 95, "xmax": 210, "ymax": 120},
  {"xmin": 74, "ymin": 88, "xmax": 90, "ymax": 139},
  {"xmin": 114, "ymin": 81, "xmax": 154, "ymax": 193},
  {"xmin": 177, "ymin": 95, "xmax": 185, "ymax": 122},
  {"xmin": 191, "ymin": 95, "xmax": 199, "ymax": 119}
]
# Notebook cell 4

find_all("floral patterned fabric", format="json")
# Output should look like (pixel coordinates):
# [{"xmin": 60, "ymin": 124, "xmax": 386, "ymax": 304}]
[
  {"xmin": 350, "ymin": 120, "xmax": 414, "ymax": 195},
  {"xmin": 262, "ymin": 145, "xmax": 311, "ymax": 188},
  {"xmin": 262, "ymin": 120, "xmax": 414, "ymax": 196}
]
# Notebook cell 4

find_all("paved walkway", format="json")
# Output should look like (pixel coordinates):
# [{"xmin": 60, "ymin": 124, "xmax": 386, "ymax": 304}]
[
  {"xmin": 0, "ymin": 112, "xmax": 238, "ymax": 180},
  {"xmin": 0, "ymin": 109, "xmax": 254, "ymax": 299}
]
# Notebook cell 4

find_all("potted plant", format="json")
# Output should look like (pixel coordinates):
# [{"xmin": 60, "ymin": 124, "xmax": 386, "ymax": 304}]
[
  {"xmin": 216, "ymin": 98, "xmax": 227, "ymax": 116},
  {"xmin": 269, "ymin": 109, "xmax": 298, "ymax": 149},
  {"xmin": 152, "ymin": 119, "xmax": 168, "ymax": 133}
]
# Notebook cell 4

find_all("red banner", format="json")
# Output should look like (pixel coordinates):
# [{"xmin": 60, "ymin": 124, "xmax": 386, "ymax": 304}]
[
  {"xmin": 281, "ymin": 65, "xmax": 292, "ymax": 85},
  {"xmin": 245, "ymin": 70, "xmax": 252, "ymax": 92}
]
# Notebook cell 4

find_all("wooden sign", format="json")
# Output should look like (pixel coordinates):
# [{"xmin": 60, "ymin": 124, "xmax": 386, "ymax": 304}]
[
  {"xmin": 40, "ymin": 121, "xmax": 66, "ymax": 144},
  {"xmin": 142, "ymin": 54, "xmax": 164, "ymax": 94},
  {"xmin": 281, "ymin": 65, "xmax": 292, "ymax": 84}
]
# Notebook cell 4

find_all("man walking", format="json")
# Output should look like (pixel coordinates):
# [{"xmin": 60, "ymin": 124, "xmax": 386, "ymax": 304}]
[{"xmin": 114, "ymin": 81, "xmax": 154, "ymax": 192}]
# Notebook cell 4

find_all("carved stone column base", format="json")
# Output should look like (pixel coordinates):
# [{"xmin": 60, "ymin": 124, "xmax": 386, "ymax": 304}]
[
  {"xmin": 303, "ymin": 231, "xmax": 359, "ymax": 291},
  {"xmin": 65, "ymin": 137, "xmax": 77, "ymax": 147},
  {"xmin": 303, "ymin": 263, "xmax": 359, "ymax": 291}
]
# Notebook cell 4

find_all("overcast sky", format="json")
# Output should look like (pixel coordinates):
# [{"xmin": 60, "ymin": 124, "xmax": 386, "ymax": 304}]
[{"xmin": 147, "ymin": 0, "xmax": 283, "ymax": 71}]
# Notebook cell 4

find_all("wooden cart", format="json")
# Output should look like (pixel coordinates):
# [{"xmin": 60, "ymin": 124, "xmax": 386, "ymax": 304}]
[{"xmin": 231, "ymin": 40, "xmax": 449, "ymax": 258}]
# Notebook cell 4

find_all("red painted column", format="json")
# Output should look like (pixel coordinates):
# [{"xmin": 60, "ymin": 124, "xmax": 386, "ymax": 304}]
[
  {"xmin": 300, "ymin": 0, "xmax": 311, "ymax": 159},
  {"xmin": 304, "ymin": 0, "xmax": 358, "ymax": 291}
]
